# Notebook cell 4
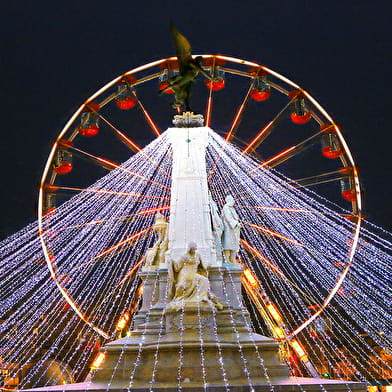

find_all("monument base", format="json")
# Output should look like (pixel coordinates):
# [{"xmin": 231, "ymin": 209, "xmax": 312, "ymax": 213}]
[
  {"xmin": 91, "ymin": 305, "xmax": 290, "ymax": 386},
  {"xmin": 22, "ymin": 377, "xmax": 367, "ymax": 392},
  {"xmin": 20, "ymin": 266, "xmax": 366, "ymax": 392}
]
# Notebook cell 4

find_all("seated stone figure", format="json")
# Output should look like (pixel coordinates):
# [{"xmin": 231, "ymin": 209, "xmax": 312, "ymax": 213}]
[{"xmin": 167, "ymin": 242, "xmax": 223, "ymax": 311}]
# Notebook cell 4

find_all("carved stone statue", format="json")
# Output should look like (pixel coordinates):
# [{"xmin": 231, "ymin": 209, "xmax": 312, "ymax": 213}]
[
  {"xmin": 222, "ymin": 195, "xmax": 241, "ymax": 264},
  {"xmin": 144, "ymin": 213, "xmax": 168, "ymax": 269},
  {"xmin": 167, "ymin": 242, "xmax": 223, "ymax": 311},
  {"xmin": 209, "ymin": 194, "xmax": 223, "ymax": 263},
  {"xmin": 159, "ymin": 24, "xmax": 215, "ymax": 111}
]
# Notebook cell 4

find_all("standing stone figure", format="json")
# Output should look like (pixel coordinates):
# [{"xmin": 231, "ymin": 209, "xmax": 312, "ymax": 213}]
[
  {"xmin": 144, "ymin": 212, "xmax": 168, "ymax": 269},
  {"xmin": 222, "ymin": 195, "xmax": 241, "ymax": 264},
  {"xmin": 209, "ymin": 194, "xmax": 223, "ymax": 263},
  {"xmin": 167, "ymin": 242, "xmax": 222, "ymax": 311}
]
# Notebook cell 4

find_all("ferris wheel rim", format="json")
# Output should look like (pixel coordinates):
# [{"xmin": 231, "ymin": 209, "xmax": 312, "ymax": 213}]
[{"xmin": 37, "ymin": 54, "xmax": 362, "ymax": 341}]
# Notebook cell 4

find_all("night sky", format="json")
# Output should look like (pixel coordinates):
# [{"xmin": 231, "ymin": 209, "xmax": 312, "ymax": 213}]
[{"xmin": 1, "ymin": 1, "xmax": 391, "ymax": 240}]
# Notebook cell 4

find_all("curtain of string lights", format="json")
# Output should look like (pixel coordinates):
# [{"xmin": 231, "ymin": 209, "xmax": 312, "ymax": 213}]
[{"xmin": 0, "ymin": 129, "xmax": 391, "ymax": 389}]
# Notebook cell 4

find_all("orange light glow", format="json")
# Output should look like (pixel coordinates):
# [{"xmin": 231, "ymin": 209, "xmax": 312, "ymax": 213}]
[
  {"xmin": 242, "ymin": 121, "xmax": 273, "ymax": 155},
  {"xmin": 137, "ymin": 100, "xmax": 160, "ymax": 137},
  {"xmin": 241, "ymin": 240, "xmax": 284, "ymax": 278},
  {"xmin": 258, "ymin": 146, "xmax": 296, "ymax": 169},
  {"xmin": 95, "ymin": 113, "xmax": 141, "ymax": 152},
  {"xmin": 90, "ymin": 352, "xmax": 105, "ymax": 369},
  {"xmin": 266, "ymin": 303, "xmax": 283, "ymax": 324},
  {"xmin": 116, "ymin": 311, "xmax": 130, "ymax": 330},
  {"xmin": 119, "ymin": 259, "xmax": 144, "ymax": 285},
  {"xmin": 69, "ymin": 147, "xmax": 169, "ymax": 190},
  {"xmin": 274, "ymin": 327, "xmax": 285, "ymax": 339},
  {"xmin": 226, "ymin": 80, "xmax": 255, "ymax": 142},
  {"xmin": 243, "ymin": 268, "xmax": 258, "ymax": 287},
  {"xmin": 290, "ymin": 340, "xmax": 308, "ymax": 361},
  {"xmin": 246, "ymin": 223, "xmax": 304, "ymax": 247},
  {"xmin": 205, "ymin": 85, "xmax": 214, "ymax": 127},
  {"xmin": 138, "ymin": 206, "xmax": 170, "ymax": 215},
  {"xmin": 95, "ymin": 227, "xmax": 151, "ymax": 259}
]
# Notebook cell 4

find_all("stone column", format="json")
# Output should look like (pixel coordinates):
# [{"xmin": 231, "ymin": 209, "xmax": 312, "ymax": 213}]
[{"xmin": 164, "ymin": 121, "xmax": 218, "ymax": 267}]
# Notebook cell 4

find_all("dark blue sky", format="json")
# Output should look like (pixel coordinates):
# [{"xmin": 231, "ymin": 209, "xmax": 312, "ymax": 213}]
[{"xmin": 1, "ymin": 0, "xmax": 391, "ymax": 239}]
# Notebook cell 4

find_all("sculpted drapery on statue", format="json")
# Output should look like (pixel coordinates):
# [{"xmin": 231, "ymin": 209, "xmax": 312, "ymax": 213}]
[
  {"xmin": 209, "ymin": 194, "xmax": 224, "ymax": 263},
  {"xmin": 222, "ymin": 195, "xmax": 241, "ymax": 264},
  {"xmin": 167, "ymin": 242, "xmax": 223, "ymax": 311}
]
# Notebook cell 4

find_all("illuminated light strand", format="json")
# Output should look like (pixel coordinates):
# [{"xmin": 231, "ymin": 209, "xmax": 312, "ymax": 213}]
[
  {"xmin": 207, "ymin": 131, "xmax": 390, "ymax": 380},
  {"xmin": 241, "ymin": 239, "xmax": 284, "ymax": 278},
  {"xmin": 36, "ymin": 133, "xmax": 172, "ymax": 342},
  {"xmin": 1, "ymin": 125, "xmax": 391, "ymax": 385},
  {"xmin": 93, "ymin": 227, "xmax": 152, "ymax": 260},
  {"xmin": 137, "ymin": 206, "xmax": 170, "ymax": 215},
  {"xmin": 225, "ymin": 78, "xmax": 256, "ymax": 142},
  {"xmin": 1, "ymin": 133, "xmax": 173, "ymax": 378},
  {"xmin": 208, "ymin": 129, "xmax": 358, "ymax": 318},
  {"xmin": 67, "ymin": 146, "xmax": 170, "ymax": 190},
  {"xmin": 243, "ymin": 221, "xmax": 305, "ymax": 247},
  {"xmin": 220, "ymin": 265, "xmax": 276, "ymax": 392},
  {"xmin": 195, "ymin": 279, "xmax": 208, "ymax": 391},
  {"xmin": 208, "ymin": 301, "xmax": 231, "ymax": 390},
  {"xmin": 242, "ymin": 240, "xmax": 320, "ymax": 307},
  {"xmin": 92, "ymin": 107, "xmax": 171, "ymax": 179},
  {"xmin": 204, "ymin": 56, "xmax": 216, "ymax": 127},
  {"xmin": 242, "ymin": 98, "xmax": 294, "ymax": 155},
  {"xmin": 126, "ymin": 271, "xmax": 162, "ymax": 390},
  {"xmin": 216, "ymin": 266, "xmax": 256, "ymax": 390},
  {"xmin": 148, "ymin": 270, "xmax": 174, "ymax": 392},
  {"xmin": 47, "ymin": 186, "xmax": 170, "ymax": 199},
  {"xmin": 251, "ymin": 130, "xmax": 324, "ymax": 172},
  {"xmin": 137, "ymin": 98, "xmax": 161, "ymax": 137},
  {"xmin": 257, "ymin": 146, "xmax": 296, "ymax": 169},
  {"xmin": 241, "ymin": 205, "xmax": 314, "ymax": 213}
]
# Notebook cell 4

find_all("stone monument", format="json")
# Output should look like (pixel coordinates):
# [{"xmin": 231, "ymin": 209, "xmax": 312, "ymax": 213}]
[{"xmin": 22, "ymin": 113, "xmax": 367, "ymax": 392}]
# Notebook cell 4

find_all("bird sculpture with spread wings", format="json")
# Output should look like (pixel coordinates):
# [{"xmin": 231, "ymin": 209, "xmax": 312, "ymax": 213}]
[{"xmin": 159, "ymin": 24, "xmax": 215, "ymax": 111}]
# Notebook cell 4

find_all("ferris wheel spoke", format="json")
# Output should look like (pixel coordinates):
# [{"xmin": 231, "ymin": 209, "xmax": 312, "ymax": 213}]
[
  {"xmin": 204, "ymin": 57, "xmax": 225, "ymax": 126},
  {"xmin": 242, "ymin": 99, "xmax": 295, "ymax": 155},
  {"xmin": 135, "ymin": 97, "xmax": 161, "ymax": 137},
  {"xmin": 93, "ymin": 111, "xmax": 141, "ymax": 153},
  {"xmin": 290, "ymin": 170, "xmax": 350, "ymax": 188},
  {"xmin": 72, "ymin": 226, "xmax": 152, "ymax": 272},
  {"xmin": 66, "ymin": 146, "xmax": 170, "ymax": 190},
  {"xmin": 242, "ymin": 221, "xmax": 305, "ymax": 248},
  {"xmin": 47, "ymin": 210, "xmax": 162, "ymax": 235},
  {"xmin": 241, "ymin": 239, "xmax": 284, "ymax": 277},
  {"xmin": 66, "ymin": 145, "xmax": 120, "ymax": 170},
  {"xmin": 225, "ymin": 79, "xmax": 256, "ymax": 142},
  {"xmin": 43, "ymin": 185, "xmax": 170, "ymax": 200},
  {"xmin": 249, "ymin": 130, "xmax": 323, "ymax": 173},
  {"xmin": 206, "ymin": 109, "xmax": 249, "ymax": 182},
  {"xmin": 205, "ymin": 63, "xmax": 215, "ymax": 127}
]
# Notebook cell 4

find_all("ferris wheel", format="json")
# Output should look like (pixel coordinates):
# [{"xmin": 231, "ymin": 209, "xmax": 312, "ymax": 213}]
[{"xmin": 37, "ymin": 55, "xmax": 362, "ymax": 370}]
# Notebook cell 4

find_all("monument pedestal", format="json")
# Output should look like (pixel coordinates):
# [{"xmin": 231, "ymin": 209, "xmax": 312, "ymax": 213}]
[{"xmin": 85, "ymin": 265, "xmax": 365, "ymax": 391}]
